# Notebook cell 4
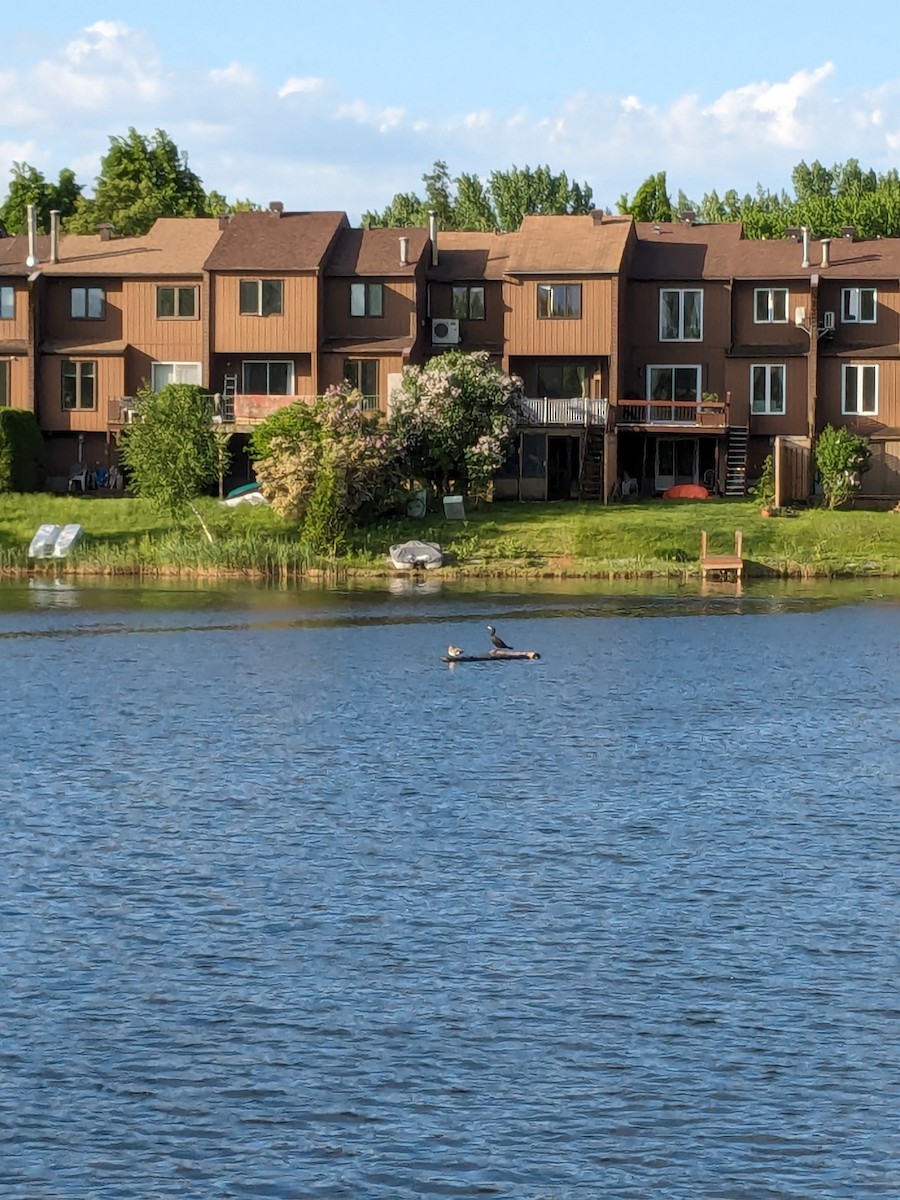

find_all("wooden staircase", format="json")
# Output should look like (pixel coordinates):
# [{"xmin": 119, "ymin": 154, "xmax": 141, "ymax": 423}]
[
  {"xmin": 725, "ymin": 424, "xmax": 749, "ymax": 497},
  {"xmin": 579, "ymin": 426, "xmax": 604, "ymax": 500}
]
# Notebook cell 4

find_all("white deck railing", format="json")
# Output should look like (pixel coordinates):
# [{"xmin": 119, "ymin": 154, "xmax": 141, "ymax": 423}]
[{"xmin": 517, "ymin": 396, "xmax": 608, "ymax": 426}]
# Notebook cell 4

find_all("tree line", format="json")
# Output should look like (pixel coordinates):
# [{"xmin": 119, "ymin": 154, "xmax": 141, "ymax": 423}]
[{"xmin": 4, "ymin": 128, "xmax": 900, "ymax": 240}]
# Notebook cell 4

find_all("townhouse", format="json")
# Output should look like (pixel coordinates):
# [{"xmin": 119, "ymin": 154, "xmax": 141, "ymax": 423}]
[{"xmin": 3, "ymin": 203, "xmax": 900, "ymax": 501}]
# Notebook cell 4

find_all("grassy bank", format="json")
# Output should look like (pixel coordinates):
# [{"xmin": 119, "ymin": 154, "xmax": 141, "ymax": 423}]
[{"xmin": 2, "ymin": 492, "xmax": 900, "ymax": 579}]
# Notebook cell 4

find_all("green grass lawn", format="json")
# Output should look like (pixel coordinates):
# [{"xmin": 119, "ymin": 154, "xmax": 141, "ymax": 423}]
[{"xmin": 3, "ymin": 492, "xmax": 900, "ymax": 578}]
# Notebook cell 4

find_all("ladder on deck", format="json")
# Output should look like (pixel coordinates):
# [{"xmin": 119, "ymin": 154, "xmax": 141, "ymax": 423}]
[
  {"xmin": 725, "ymin": 425, "xmax": 749, "ymax": 496},
  {"xmin": 578, "ymin": 426, "xmax": 604, "ymax": 500},
  {"xmin": 221, "ymin": 374, "xmax": 238, "ymax": 422}
]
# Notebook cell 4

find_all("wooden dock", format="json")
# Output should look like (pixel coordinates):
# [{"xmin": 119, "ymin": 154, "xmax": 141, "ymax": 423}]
[{"xmin": 700, "ymin": 529, "xmax": 744, "ymax": 580}]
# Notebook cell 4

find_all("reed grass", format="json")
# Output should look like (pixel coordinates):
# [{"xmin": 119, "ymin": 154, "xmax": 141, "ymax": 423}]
[{"xmin": 4, "ymin": 492, "xmax": 900, "ymax": 578}]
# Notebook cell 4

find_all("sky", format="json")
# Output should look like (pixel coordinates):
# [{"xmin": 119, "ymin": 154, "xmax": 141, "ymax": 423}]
[{"xmin": 3, "ymin": 1, "xmax": 900, "ymax": 223}]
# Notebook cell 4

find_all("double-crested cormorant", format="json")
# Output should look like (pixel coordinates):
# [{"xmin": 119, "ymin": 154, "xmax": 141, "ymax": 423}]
[
  {"xmin": 486, "ymin": 624, "xmax": 512, "ymax": 650},
  {"xmin": 447, "ymin": 644, "xmax": 464, "ymax": 659}
]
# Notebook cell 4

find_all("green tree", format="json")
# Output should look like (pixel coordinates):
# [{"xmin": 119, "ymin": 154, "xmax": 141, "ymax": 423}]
[
  {"xmin": 389, "ymin": 350, "xmax": 522, "ymax": 496},
  {"xmin": 488, "ymin": 164, "xmax": 593, "ymax": 232},
  {"xmin": 119, "ymin": 384, "xmax": 224, "ymax": 540},
  {"xmin": 250, "ymin": 386, "xmax": 401, "ymax": 529},
  {"xmin": 815, "ymin": 425, "xmax": 871, "ymax": 509},
  {"xmin": 67, "ymin": 128, "xmax": 209, "ymax": 237},
  {"xmin": 617, "ymin": 171, "xmax": 673, "ymax": 222},
  {"xmin": 0, "ymin": 162, "xmax": 83, "ymax": 234}
]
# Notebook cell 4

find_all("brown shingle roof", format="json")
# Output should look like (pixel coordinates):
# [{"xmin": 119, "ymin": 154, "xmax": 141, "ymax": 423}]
[
  {"xmin": 323, "ymin": 335, "xmax": 414, "ymax": 355},
  {"xmin": 205, "ymin": 210, "xmax": 348, "ymax": 271},
  {"xmin": 429, "ymin": 231, "xmax": 513, "ymax": 281},
  {"xmin": 632, "ymin": 221, "xmax": 900, "ymax": 280},
  {"xmin": 40, "ymin": 218, "xmax": 224, "ymax": 276},
  {"xmin": 507, "ymin": 212, "xmax": 633, "ymax": 275},
  {"xmin": 0, "ymin": 236, "xmax": 50, "ymax": 275},
  {"xmin": 326, "ymin": 227, "xmax": 429, "ymax": 276}
]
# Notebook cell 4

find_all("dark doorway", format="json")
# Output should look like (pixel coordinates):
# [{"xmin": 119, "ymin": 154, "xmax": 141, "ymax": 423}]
[{"xmin": 547, "ymin": 435, "xmax": 579, "ymax": 500}]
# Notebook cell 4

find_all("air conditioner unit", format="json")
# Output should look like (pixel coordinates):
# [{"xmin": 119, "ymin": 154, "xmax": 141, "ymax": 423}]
[
  {"xmin": 431, "ymin": 318, "xmax": 460, "ymax": 346},
  {"xmin": 821, "ymin": 311, "xmax": 836, "ymax": 331}
]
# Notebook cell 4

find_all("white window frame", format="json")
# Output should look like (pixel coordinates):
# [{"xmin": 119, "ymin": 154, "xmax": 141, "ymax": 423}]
[
  {"xmin": 242, "ymin": 360, "xmax": 294, "ymax": 396},
  {"xmin": 754, "ymin": 288, "xmax": 788, "ymax": 324},
  {"xmin": 750, "ymin": 364, "xmax": 786, "ymax": 415},
  {"xmin": 537, "ymin": 283, "xmax": 582, "ymax": 319},
  {"xmin": 70, "ymin": 286, "xmax": 105, "ymax": 320},
  {"xmin": 841, "ymin": 363, "xmax": 878, "ymax": 415},
  {"xmin": 151, "ymin": 362, "xmax": 203, "ymax": 390},
  {"xmin": 344, "ymin": 359, "xmax": 379, "ymax": 409},
  {"xmin": 451, "ymin": 285, "xmax": 485, "ymax": 320},
  {"xmin": 841, "ymin": 287, "xmax": 877, "ymax": 324},
  {"xmin": 0, "ymin": 285, "xmax": 14, "ymax": 320},
  {"xmin": 659, "ymin": 288, "xmax": 703, "ymax": 341}
]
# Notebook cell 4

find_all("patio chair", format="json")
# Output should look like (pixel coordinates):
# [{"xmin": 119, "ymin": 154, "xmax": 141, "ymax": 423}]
[{"xmin": 67, "ymin": 462, "xmax": 89, "ymax": 493}]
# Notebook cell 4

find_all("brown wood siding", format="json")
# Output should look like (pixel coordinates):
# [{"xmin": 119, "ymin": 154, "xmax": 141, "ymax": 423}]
[
  {"xmin": 3, "ymin": 356, "xmax": 32, "ymax": 409},
  {"xmin": 724, "ymin": 357, "xmax": 809, "ymax": 436},
  {"xmin": 429, "ymin": 281, "xmax": 505, "ymax": 350},
  {"xmin": 506, "ymin": 277, "xmax": 613, "ymax": 356},
  {"xmin": 43, "ymin": 278, "xmax": 124, "ymax": 343},
  {"xmin": 731, "ymin": 282, "xmax": 811, "ymax": 351},
  {"xmin": 858, "ymin": 439, "xmax": 900, "ymax": 496},
  {"xmin": 211, "ymin": 273, "xmax": 317, "ymax": 353},
  {"xmin": 1, "ymin": 279, "xmax": 30, "ymax": 342},
  {"xmin": 622, "ymin": 280, "xmax": 730, "ymax": 402},
  {"xmin": 38, "ymin": 355, "xmax": 124, "ymax": 431},
  {"xmin": 320, "ymin": 352, "xmax": 404, "ymax": 413},
  {"xmin": 817, "ymin": 280, "xmax": 900, "ymax": 350},
  {"xmin": 818, "ymin": 357, "xmax": 900, "ymax": 436},
  {"xmin": 121, "ymin": 280, "xmax": 207, "ymax": 360},
  {"xmin": 324, "ymin": 278, "xmax": 416, "ymax": 342}
]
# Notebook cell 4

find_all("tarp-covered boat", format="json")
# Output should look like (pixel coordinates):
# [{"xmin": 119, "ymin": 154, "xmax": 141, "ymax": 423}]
[{"xmin": 389, "ymin": 541, "xmax": 443, "ymax": 570}]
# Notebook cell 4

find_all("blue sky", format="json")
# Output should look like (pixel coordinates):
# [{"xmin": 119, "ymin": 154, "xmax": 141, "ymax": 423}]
[{"xmin": 3, "ymin": 1, "xmax": 900, "ymax": 222}]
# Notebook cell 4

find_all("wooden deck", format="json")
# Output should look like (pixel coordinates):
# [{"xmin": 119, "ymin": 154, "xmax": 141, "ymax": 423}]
[{"xmin": 700, "ymin": 529, "xmax": 743, "ymax": 580}]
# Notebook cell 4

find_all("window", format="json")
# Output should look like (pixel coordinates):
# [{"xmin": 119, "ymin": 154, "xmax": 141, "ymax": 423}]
[
  {"xmin": 660, "ymin": 289, "xmax": 702, "ymax": 340},
  {"xmin": 451, "ymin": 286, "xmax": 485, "ymax": 320},
  {"xmin": 751, "ymin": 364, "xmax": 786, "ymax": 414},
  {"xmin": 754, "ymin": 288, "xmax": 788, "ymax": 323},
  {"xmin": 344, "ymin": 360, "xmax": 379, "ymax": 409},
  {"xmin": 151, "ymin": 362, "xmax": 202, "ymax": 390},
  {"xmin": 156, "ymin": 286, "xmax": 197, "ymax": 319},
  {"xmin": 648, "ymin": 365, "xmax": 701, "ymax": 401},
  {"xmin": 350, "ymin": 282, "xmax": 383, "ymax": 318},
  {"xmin": 239, "ymin": 279, "xmax": 283, "ymax": 316},
  {"xmin": 61, "ymin": 361, "xmax": 96, "ymax": 410},
  {"xmin": 537, "ymin": 284, "xmax": 581, "ymax": 319},
  {"xmin": 70, "ymin": 287, "xmax": 104, "ymax": 320},
  {"xmin": 0, "ymin": 361, "xmax": 9, "ymax": 406},
  {"xmin": 842, "ymin": 363, "xmax": 878, "ymax": 415},
  {"xmin": 0, "ymin": 286, "xmax": 13, "ymax": 320},
  {"xmin": 841, "ymin": 287, "xmax": 876, "ymax": 324},
  {"xmin": 536, "ymin": 363, "xmax": 587, "ymax": 399},
  {"xmin": 242, "ymin": 361, "xmax": 293, "ymax": 395}
]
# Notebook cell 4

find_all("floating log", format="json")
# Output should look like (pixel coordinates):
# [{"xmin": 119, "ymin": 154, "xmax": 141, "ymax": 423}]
[{"xmin": 442, "ymin": 649, "xmax": 541, "ymax": 663}]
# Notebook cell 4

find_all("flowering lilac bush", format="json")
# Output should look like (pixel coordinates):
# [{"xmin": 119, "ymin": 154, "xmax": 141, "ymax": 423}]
[
  {"xmin": 389, "ymin": 350, "xmax": 522, "ymax": 496},
  {"xmin": 249, "ymin": 385, "xmax": 404, "ymax": 525}
]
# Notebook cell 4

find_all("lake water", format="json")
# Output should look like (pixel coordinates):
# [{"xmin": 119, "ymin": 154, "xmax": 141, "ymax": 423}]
[{"xmin": 2, "ymin": 578, "xmax": 899, "ymax": 1198}]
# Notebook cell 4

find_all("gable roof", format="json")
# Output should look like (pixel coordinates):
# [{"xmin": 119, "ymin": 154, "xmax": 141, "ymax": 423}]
[
  {"xmin": 506, "ymin": 212, "xmax": 633, "ymax": 275},
  {"xmin": 326, "ymin": 227, "xmax": 429, "ymax": 276},
  {"xmin": 39, "ymin": 218, "xmax": 224, "ymax": 277},
  {"xmin": 205, "ymin": 210, "xmax": 348, "ymax": 271},
  {"xmin": 428, "ymin": 231, "xmax": 513, "ymax": 281},
  {"xmin": 631, "ymin": 220, "xmax": 900, "ymax": 280}
]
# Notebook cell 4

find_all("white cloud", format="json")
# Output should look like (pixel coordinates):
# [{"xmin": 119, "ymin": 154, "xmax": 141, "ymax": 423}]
[
  {"xmin": 4, "ymin": 24, "xmax": 900, "ymax": 222},
  {"xmin": 278, "ymin": 76, "xmax": 325, "ymax": 99}
]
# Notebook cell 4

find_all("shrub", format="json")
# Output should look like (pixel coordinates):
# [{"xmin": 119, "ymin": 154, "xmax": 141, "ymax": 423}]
[
  {"xmin": 750, "ymin": 454, "xmax": 776, "ymax": 509},
  {"xmin": 815, "ymin": 425, "xmax": 871, "ymax": 509},
  {"xmin": 0, "ymin": 409, "xmax": 44, "ymax": 492}
]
